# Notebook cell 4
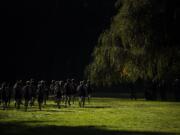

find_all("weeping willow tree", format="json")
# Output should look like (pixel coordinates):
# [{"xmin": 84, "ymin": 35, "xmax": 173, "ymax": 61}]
[{"xmin": 85, "ymin": 0, "xmax": 180, "ymax": 86}]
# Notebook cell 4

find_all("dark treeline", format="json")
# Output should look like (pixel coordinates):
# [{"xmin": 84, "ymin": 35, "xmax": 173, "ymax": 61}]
[{"xmin": 95, "ymin": 79, "xmax": 180, "ymax": 101}]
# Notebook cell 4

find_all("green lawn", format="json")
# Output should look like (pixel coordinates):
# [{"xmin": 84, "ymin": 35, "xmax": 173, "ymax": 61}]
[{"xmin": 0, "ymin": 98, "xmax": 180, "ymax": 135}]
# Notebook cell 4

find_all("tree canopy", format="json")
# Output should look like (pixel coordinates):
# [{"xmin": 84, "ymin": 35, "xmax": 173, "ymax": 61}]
[{"xmin": 85, "ymin": 0, "xmax": 180, "ymax": 86}]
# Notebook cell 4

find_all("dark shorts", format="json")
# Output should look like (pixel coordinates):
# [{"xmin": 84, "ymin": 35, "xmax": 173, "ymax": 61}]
[
  {"xmin": 56, "ymin": 94, "xmax": 62, "ymax": 98},
  {"xmin": 2, "ymin": 97, "xmax": 8, "ymax": 102},
  {"xmin": 31, "ymin": 94, "xmax": 36, "ymax": 98},
  {"xmin": 24, "ymin": 96, "xmax": 31, "ymax": 101},
  {"xmin": 56, "ymin": 97, "xmax": 61, "ymax": 101},
  {"xmin": 66, "ymin": 93, "xmax": 71, "ymax": 96},
  {"xmin": 38, "ymin": 97, "xmax": 44, "ymax": 103},
  {"xmin": 79, "ymin": 94, "xmax": 86, "ymax": 98}
]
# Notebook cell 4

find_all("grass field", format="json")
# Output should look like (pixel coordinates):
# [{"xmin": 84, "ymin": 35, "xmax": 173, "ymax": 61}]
[{"xmin": 0, "ymin": 97, "xmax": 180, "ymax": 135}]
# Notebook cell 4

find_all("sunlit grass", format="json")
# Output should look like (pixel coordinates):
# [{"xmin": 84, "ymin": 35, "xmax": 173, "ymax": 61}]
[{"xmin": 0, "ymin": 98, "xmax": 180, "ymax": 135}]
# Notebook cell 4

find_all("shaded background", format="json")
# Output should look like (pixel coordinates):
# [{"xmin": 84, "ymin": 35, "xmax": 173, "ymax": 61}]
[{"xmin": 0, "ymin": 0, "xmax": 116, "ymax": 81}]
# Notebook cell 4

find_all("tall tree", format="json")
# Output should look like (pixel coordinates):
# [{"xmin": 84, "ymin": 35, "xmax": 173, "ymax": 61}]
[{"xmin": 86, "ymin": 0, "xmax": 180, "ymax": 86}]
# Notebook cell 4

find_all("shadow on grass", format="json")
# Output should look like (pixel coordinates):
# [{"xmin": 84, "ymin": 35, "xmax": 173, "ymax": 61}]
[
  {"xmin": 84, "ymin": 106, "xmax": 112, "ymax": 109},
  {"xmin": 0, "ymin": 122, "xmax": 179, "ymax": 135}
]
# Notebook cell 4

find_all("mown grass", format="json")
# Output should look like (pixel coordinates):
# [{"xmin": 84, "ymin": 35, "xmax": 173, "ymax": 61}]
[{"xmin": 0, "ymin": 97, "xmax": 180, "ymax": 135}]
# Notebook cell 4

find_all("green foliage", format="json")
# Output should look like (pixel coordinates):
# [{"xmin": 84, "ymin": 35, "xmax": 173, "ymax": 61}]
[{"xmin": 86, "ymin": 0, "xmax": 180, "ymax": 86}]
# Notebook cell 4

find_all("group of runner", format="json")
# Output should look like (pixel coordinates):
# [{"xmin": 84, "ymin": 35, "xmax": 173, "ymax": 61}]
[{"xmin": 0, "ymin": 79, "xmax": 93, "ymax": 111}]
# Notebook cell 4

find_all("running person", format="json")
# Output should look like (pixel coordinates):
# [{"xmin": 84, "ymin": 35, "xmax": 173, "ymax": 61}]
[
  {"xmin": 77, "ymin": 81, "xmax": 87, "ymax": 108},
  {"xmin": 71, "ymin": 79, "xmax": 77, "ymax": 104},
  {"xmin": 64, "ymin": 79, "xmax": 72, "ymax": 107},
  {"xmin": 43, "ymin": 81, "xmax": 49, "ymax": 105},
  {"xmin": 23, "ymin": 81, "xmax": 31, "ymax": 111},
  {"xmin": 55, "ymin": 81, "xmax": 62, "ymax": 108},
  {"xmin": 37, "ymin": 81, "xmax": 44, "ymax": 110},
  {"xmin": 1, "ymin": 82, "xmax": 8, "ymax": 110},
  {"xmin": 14, "ymin": 80, "xmax": 23, "ymax": 109},
  {"xmin": 30, "ymin": 79, "xmax": 37, "ymax": 106},
  {"xmin": 85, "ymin": 80, "xmax": 93, "ymax": 103}
]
